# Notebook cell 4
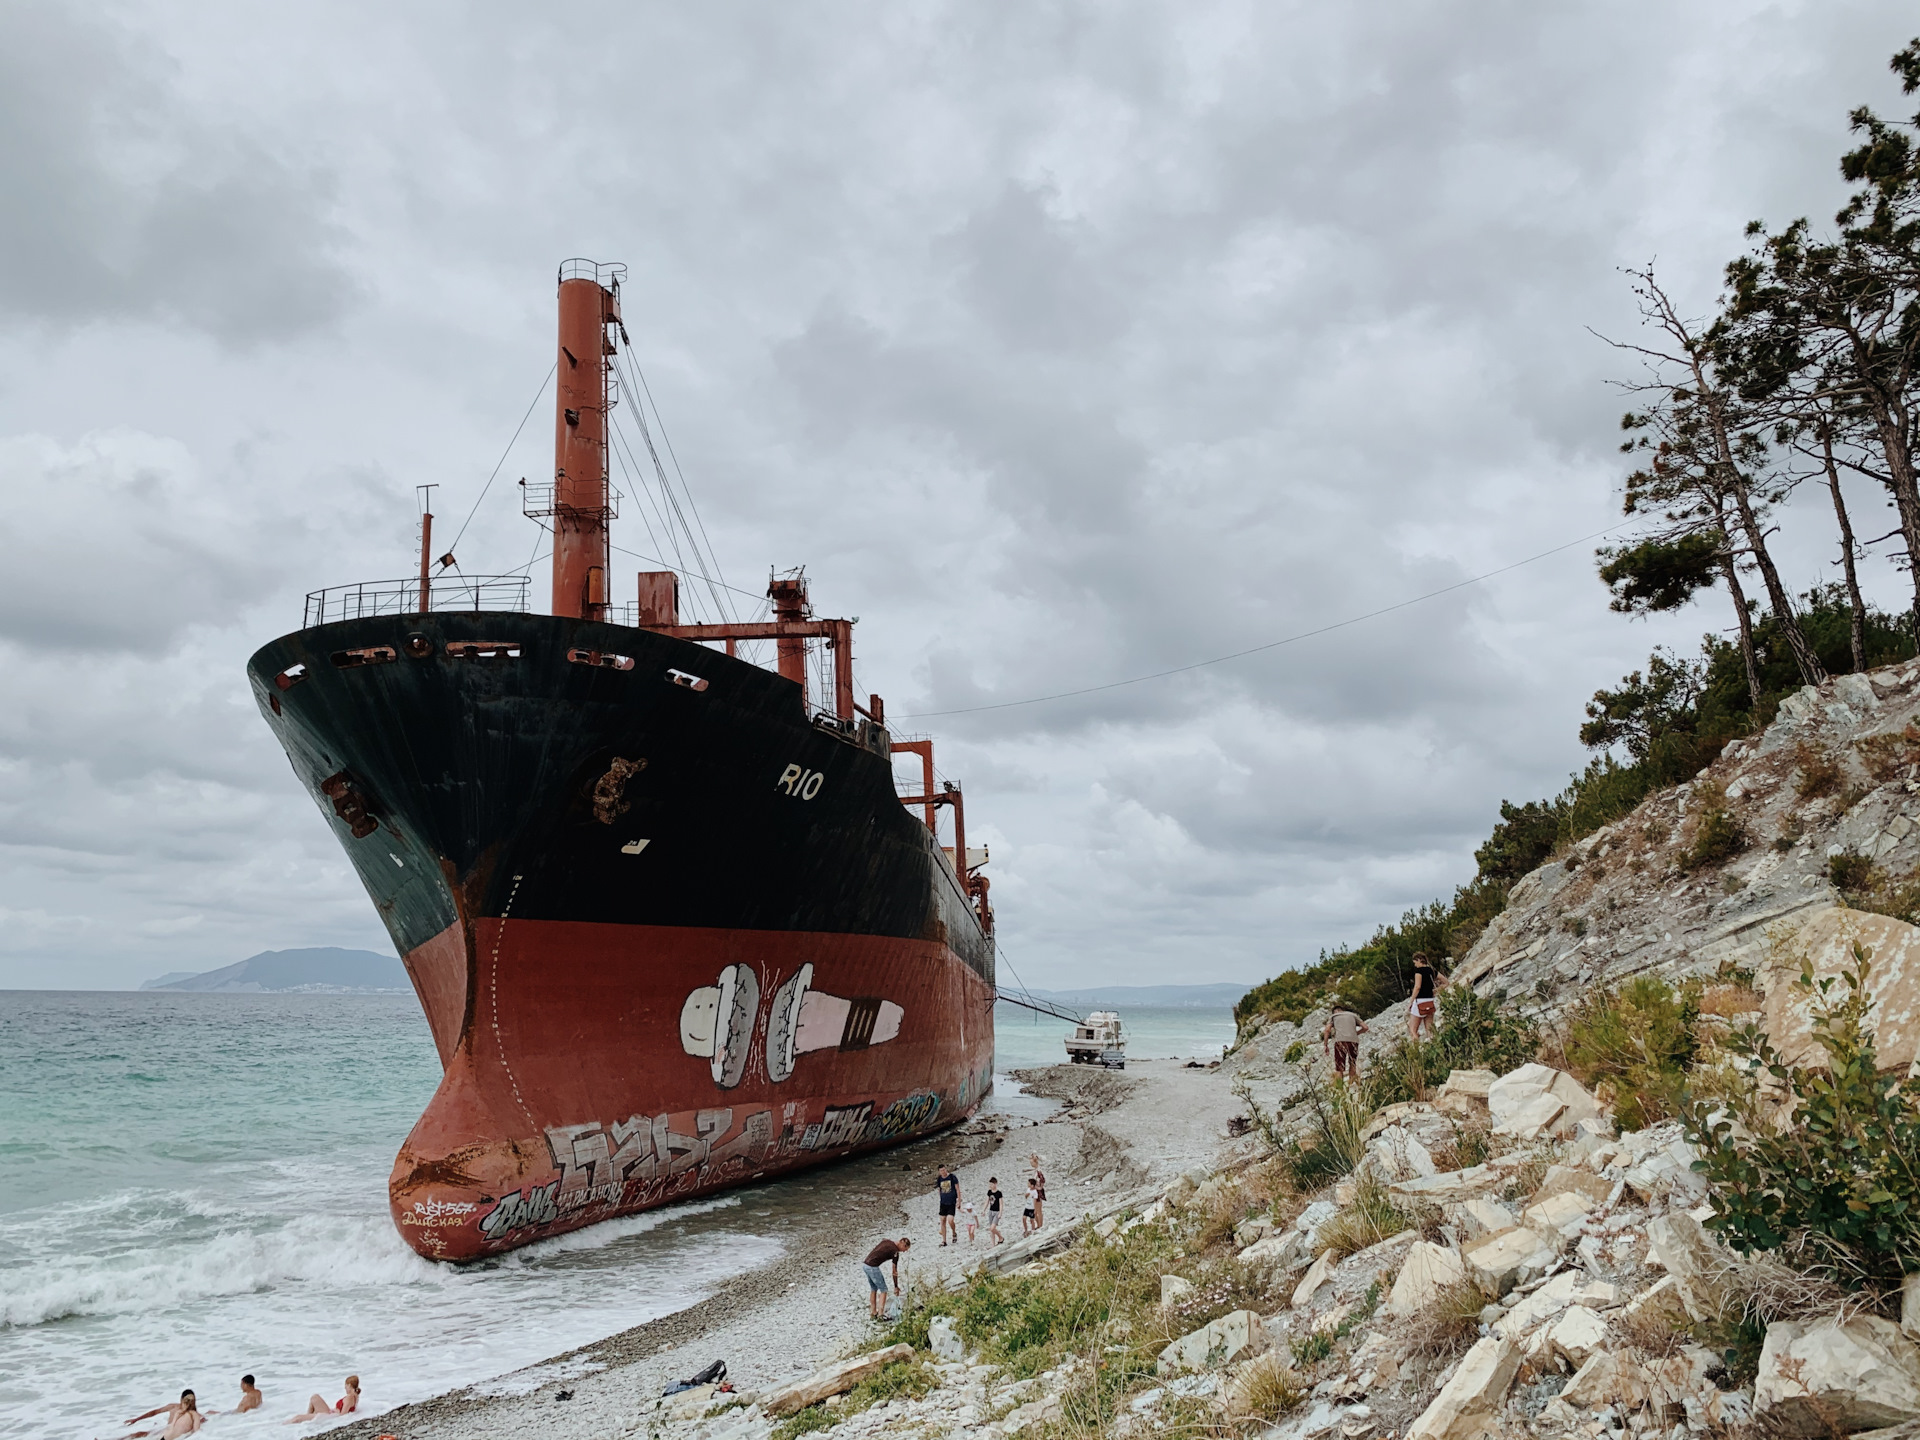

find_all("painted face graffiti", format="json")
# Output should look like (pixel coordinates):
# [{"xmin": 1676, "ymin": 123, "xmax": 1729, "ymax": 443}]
[{"xmin": 683, "ymin": 961, "xmax": 905, "ymax": 1089}]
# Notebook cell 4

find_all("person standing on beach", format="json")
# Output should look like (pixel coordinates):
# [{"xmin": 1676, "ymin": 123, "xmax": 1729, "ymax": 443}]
[
  {"xmin": 124, "ymin": 1390, "xmax": 206, "ymax": 1438},
  {"xmin": 1028, "ymin": 1154, "xmax": 1046, "ymax": 1229},
  {"xmin": 1406, "ymin": 952, "xmax": 1442, "ymax": 1041},
  {"xmin": 234, "ymin": 1376, "xmax": 263, "ymax": 1414},
  {"xmin": 934, "ymin": 1164, "xmax": 960, "ymax": 1246},
  {"xmin": 863, "ymin": 1236, "xmax": 911, "ymax": 1317},
  {"xmin": 985, "ymin": 1178, "xmax": 1004, "ymax": 1243},
  {"xmin": 1322, "ymin": 997, "xmax": 1367, "ymax": 1082},
  {"xmin": 1021, "ymin": 1179, "xmax": 1037, "ymax": 1236},
  {"xmin": 962, "ymin": 1200, "xmax": 977, "ymax": 1244}
]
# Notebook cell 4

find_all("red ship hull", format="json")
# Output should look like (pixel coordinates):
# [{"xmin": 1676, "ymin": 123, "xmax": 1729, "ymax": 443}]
[{"xmin": 392, "ymin": 916, "xmax": 995, "ymax": 1261}]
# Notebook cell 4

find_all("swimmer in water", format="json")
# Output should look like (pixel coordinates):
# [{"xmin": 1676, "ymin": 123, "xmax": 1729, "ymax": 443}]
[
  {"xmin": 286, "ymin": 1375, "xmax": 358, "ymax": 1423},
  {"xmin": 235, "ymin": 1375, "xmax": 263, "ymax": 1413},
  {"xmin": 125, "ymin": 1389, "xmax": 207, "ymax": 1438}
]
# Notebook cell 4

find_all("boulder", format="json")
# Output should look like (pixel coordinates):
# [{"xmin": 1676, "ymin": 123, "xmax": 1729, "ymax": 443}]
[
  {"xmin": 1540, "ymin": 1305, "xmax": 1610, "ymax": 1368},
  {"xmin": 1462, "ymin": 1225, "xmax": 1559, "ymax": 1296},
  {"xmin": 664, "ymin": 1384, "xmax": 718, "ymax": 1420},
  {"xmin": 1645, "ymin": 1211, "xmax": 1731, "ymax": 1322},
  {"xmin": 1157, "ymin": 1309, "xmax": 1268, "ymax": 1375},
  {"xmin": 1406, "ymin": 1336, "xmax": 1523, "ymax": 1440},
  {"xmin": 1366, "ymin": 1130, "xmax": 1438, "ymax": 1181},
  {"xmin": 1531, "ymin": 1164, "xmax": 1613, "ymax": 1209},
  {"xmin": 1160, "ymin": 1274, "xmax": 1195, "ymax": 1308},
  {"xmin": 929, "ymin": 1315, "xmax": 965, "ymax": 1362},
  {"xmin": 1906, "ymin": 1272, "xmax": 1920, "ymax": 1342},
  {"xmin": 1441, "ymin": 1069, "xmax": 1496, "ymax": 1101},
  {"xmin": 1757, "ymin": 906, "xmax": 1920, "ymax": 1073},
  {"xmin": 1291, "ymin": 1249, "xmax": 1336, "ymax": 1309},
  {"xmin": 1451, "ymin": 1197, "xmax": 1517, "ymax": 1239},
  {"xmin": 1238, "ymin": 1231, "xmax": 1309, "ymax": 1271},
  {"xmin": 1493, "ymin": 1090, "xmax": 1566, "ymax": 1141},
  {"xmin": 1620, "ymin": 1275, "xmax": 1690, "ymax": 1332},
  {"xmin": 1387, "ymin": 1241, "xmax": 1468, "ymax": 1317},
  {"xmin": 1753, "ymin": 1315, "xmax": 1920, "ymax": 1434},
  {"xmin": 1522, "ymin": 1190, "xmax": 1592, "ymax": 1240},
  {"xmin": 1391, "ymin": 1165, "xmax": 1498, "ymax": 1204},
  {"xmin": 761, "ymin": 1344, "xmax": 916, "ymax": 1416},
  {"xmin": 1234, "ymin": 1214, "xmax": 1275, "ymax": 1248},
  {"xmin": 1561, "ymin": 1350, "xmax": 1650, "ymax": 1409},
  {"xmin": 1295, "ymin": 1199, "xmax": 1340, "ymax": 1234},
  {"xmin": 1494, "ymin": 1271, "xmax": 1616, "ymax": 1340},
  {"xmin": 1622, "ymin": 1135, "xmax": 1708, "ymax": 1202}
]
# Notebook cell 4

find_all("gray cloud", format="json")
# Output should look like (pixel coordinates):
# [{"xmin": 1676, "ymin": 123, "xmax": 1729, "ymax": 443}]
[
  {"xmin": 0, "ymin": 2, "xmax": 357, "ymax": 340},
  {"xmin": 0, "ymin": 0, "xmax": 1915, "ymax": 990}
]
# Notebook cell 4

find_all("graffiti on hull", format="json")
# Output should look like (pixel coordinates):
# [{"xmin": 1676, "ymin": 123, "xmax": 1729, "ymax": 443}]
[
  {"xmin": 680, "ymin": 962, "xmax": 905, "ymax": 1089},
  {"xmin": 474, "ymin": 1090, "xmax": 946, "ymax": 1243}
]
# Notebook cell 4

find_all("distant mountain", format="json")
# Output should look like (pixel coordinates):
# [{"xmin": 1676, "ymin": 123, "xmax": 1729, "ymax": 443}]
[
  {"xmin": 139, "ymin": 971, "xmax": 201, "ymax": 991},
  {"xmin": 998, "ymin": 983, "xmax": 1244, "ymax": 1010},
  {"xmin": 140, "ymin": 947, "xmax": 408, "ymax": 993}
]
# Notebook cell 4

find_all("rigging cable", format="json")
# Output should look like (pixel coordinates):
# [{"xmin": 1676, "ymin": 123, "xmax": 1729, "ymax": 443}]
[
  {"xmin": 450, "ymin": 362, "xmax": 558, "ymax": 555},
  {"xmin": 899, "ymin": 521, "xmax": 1635, "ymax": 719},
  {"xmin": 630, "ymin": 359, "xmax": 737, "ymax": 619}
]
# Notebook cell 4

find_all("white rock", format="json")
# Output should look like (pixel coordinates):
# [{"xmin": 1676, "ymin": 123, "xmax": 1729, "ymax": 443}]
[
  {"xmin": 1157, "ymin": 1309, "xmax": 1268, "ymax": 1375},
  {"xmin": 1493, "ymin": 1090, "xmax": 1567, "ymax": 1141},
  {"xmin": 1905, "ymin": 1272, "xmax": 1920, "ymax": 1342},
  {"xmin": 1238, "ymin": 1231, "xmax": 1309, "ymax": 1271},
  {"xmin": 1494, "ymin": 1271, "xmax": 1617, "ymax": 1340},
  {"xmin": 1753, "ymin": 1315, "xmax": 1920, "ymax": 1434},
  {"xmin": 1462, "ymin": 1225, "xmax": 1559, "ymax": 1296},
  {"xmin": 1391, "ymin": 1166, "xmax": 1498, "ymax": 1204},
  {"xmin": 1562, "ymin": 1350, "xmax": 1650, "ymax": 1409},
  {"xmin": 1523, "ymin": 1190, "xmax": 1592, "ymax": 1240},
  {"xmin": 1542, "ymin": 1305, "xmax": 1610, "ymax": 1367},
  {"xmin": 929, "ymin": 1315, "xmax": 965, "ymax": 1363},
  {"xmin": 1644, "ymin": 1211, "xmax": 1731, "ymax": 1322},
  {"xmin": 1160, "ymin": 1274, "xmax": 1194, "ymax": 1307},
  {"xmin": 1405, "ymin": 1336, "xmax": 1522, "ymax": 1440},
  {"xmin": 1296, "ymin": 1200, "xmax": 1339, "ymax": 1233},
  {"xmin": 1291, "ymin": 1249, "xmax": 1336, "ymax": 1309},
  {"xmin": 1387, "ymin": 1241, "xmax": 1467, "ymax": 1317},
  {"xmin": 761, "ymin": 1346, "xmax": 915, "ymax": 1417},
  {"xmin": 1532, "ymin": 1163, "xmax": 1613, "ymax": 1208}
]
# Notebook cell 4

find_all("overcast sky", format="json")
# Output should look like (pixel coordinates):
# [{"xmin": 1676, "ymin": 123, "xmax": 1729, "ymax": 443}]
[{"xmin": 2, "ymin": 1, "xmax": 1916, "ymax": 992}]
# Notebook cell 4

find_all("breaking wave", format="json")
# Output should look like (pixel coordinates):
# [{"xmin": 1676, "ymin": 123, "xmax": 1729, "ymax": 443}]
[{"xmin": 0, "ymin": 1189, "xmax": 746, "ymax": 1328}]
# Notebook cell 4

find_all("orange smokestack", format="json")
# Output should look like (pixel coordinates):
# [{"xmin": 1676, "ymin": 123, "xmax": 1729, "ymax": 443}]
[{"xmin": 551, "ymin": 260, "xmax": 622, "ymax": 620}]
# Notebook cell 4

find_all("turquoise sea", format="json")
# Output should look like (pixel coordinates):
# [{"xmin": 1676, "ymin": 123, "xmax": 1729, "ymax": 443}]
[{"xmin": 0, "ymin": 990, "xmax": 1233, "ymax": 1438}]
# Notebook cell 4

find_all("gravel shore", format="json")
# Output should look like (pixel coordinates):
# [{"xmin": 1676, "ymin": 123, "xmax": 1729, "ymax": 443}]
[{"xmin": 326, "ymin": 1060, "xmax": 1241, "ymax": 1440}]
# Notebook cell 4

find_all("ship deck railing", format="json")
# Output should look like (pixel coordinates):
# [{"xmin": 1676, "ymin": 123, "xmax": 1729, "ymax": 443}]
[{"xmin": 303, "ymin": 576, "xmax": 533, "ymax": 628}]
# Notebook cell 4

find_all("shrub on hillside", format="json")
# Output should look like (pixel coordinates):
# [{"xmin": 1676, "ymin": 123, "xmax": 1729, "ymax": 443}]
[
  {"xmin": 1563, "ymin": 976, "xmax": 1699, "ymax": 1130},
  {"xmin": 1682, "ymin": 800, "xmax": 1747, "ymax": 872},
  {"xmin": 1684, "ymin": 950, "xmax": 1920, "ymax": 1290},
  {"xmin": 1364, "ymin": 984, "xmax": 1539, "ymax": 1108}
]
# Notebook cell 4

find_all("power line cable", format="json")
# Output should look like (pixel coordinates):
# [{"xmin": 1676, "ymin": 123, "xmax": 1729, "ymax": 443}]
[{"xmin": 900, "ymin": 522, "xmax": 1634, "ymax": 719}]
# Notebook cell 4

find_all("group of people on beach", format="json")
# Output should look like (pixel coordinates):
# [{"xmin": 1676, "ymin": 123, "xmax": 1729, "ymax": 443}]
[
  {"xmin": 123, "ymin": 1376, "xmax": 359, "ymax": 1435},
  {"xmin": 1321, "ymin": 951, "xmax": 1446, "ymax": 1082},
  {"xmin": 861, "ymin": 1151, "xmax": 1048, "ymax": 1316}
]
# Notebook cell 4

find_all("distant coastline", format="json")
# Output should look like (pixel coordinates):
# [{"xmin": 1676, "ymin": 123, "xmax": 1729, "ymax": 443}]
[{"xmin": 138, "ymin": 946, "xmax": 407, "ymax": 994}]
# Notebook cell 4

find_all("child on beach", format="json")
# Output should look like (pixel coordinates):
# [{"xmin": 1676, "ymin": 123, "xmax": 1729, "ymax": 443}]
[
  {"xmin": 986, "ymin": 1178, "xmax": 1003, "ymax": 1243},
  {"xmin": 1022, "ymin": 1181, "xmax": 1037, "ymax": 1236},
  {"xmin": 962, "ymin": 1200, "xmax": 977, "ymax": 1243}
]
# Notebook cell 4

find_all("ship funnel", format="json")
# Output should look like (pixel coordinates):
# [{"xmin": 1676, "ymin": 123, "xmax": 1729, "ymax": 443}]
[{"xmin": 544, "ymin": 259, "xmax": 626, "ymax": 620}]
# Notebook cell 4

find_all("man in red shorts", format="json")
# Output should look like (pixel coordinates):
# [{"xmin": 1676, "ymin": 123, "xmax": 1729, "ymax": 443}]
[{"xmin": 1321, "ymin": 996, "xmax": 1367, "ymax": 1082}]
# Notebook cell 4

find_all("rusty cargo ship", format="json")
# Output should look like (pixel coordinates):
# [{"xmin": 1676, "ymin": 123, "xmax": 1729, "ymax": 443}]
[{"xmin": 246, "ymin": 259, "xmax": 996, "ymax": 1261}]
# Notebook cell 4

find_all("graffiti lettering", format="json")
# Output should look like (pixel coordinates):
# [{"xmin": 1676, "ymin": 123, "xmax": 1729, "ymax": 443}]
[
  {"xmin": 480, "ymin": 1181, "xmax": 559, "ymax": 1240},
  {"xmin": 866, "ymin": 1091, "xmax": 941, "ymax": 1140},
  {"xmin": 400, "ymin": 1198, "xmax": 478, "ymax": 1229}
]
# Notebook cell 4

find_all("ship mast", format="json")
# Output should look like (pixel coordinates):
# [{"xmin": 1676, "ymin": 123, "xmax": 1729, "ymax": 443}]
[{"xmin": 548, "ymin": 259, "xmax": 625, "ymax": 620}]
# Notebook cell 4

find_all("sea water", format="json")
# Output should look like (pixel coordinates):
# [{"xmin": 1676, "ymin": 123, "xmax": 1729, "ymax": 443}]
[{"xmin": 0, "ymin": 990, "xmax": 1234, "ymax": 1438}]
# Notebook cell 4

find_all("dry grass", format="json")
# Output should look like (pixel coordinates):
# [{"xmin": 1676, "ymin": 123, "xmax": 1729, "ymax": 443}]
[
  {"xmin": 1793, "ymin": 742, "xmax": 1843, "ymax": 799},
  {"xmin": 1855, "ymin": 723, "xmax": 1920, "ymax": 782},
  {"xmin": 1226, "ymin": 1352, "xmax": 1307, "ymax": 1422},
  {"xmin": 1699, "ymin": 981, "xmax": 1761, "ymax": 1018},
  {"xmin": 1397, "ymin": 1280, "xmax": 1489, "ymax": 1362},
  {"xmin": 1612, "ymin": 1296, "xmax": 1686, "ymax": 1357},
  {"xmin": 1428, "ymin": 1119, "xmax": 1493, "ymax": 1174},
  {"xmin": 1500, "ymin": 1155, "xmax": 1551, "ymax": 1205},
  {"xmin": 1716, "ymin": 1253, "xmax": 1850, "ymax": 1327},
  {"xmin": 1192, "ymin": 1180, "xmax": 1248, "ymax": 1251},
  {"xmin": 1315, "ymin": 1174, "xmax": 1412, "ymax": 1260}
]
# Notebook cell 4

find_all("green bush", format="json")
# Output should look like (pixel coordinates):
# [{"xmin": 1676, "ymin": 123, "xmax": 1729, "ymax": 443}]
[
  {"xmin": 1365, "ymin": 985, "xmax": 1539, "ymax": 1108},
  {"xmin": 1683, "ymin": 804, "xmax": 1747, "ymax": 871},
  {"xmin": 1829, "ymin": 849, "xmax": 1876, "ymax": 892},
  {"xmin": 1564, "ymin": 976, "xmax": 1699, "ymax": 1130},
  {"xmin": 1684, "ymin": 949, "xmax": 1920, "ymax": 1289}
]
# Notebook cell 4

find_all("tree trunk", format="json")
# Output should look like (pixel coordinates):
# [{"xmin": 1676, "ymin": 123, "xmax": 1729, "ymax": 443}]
[
  {"xmin": 1690, "ymin": 371, "xmax": 1827, "ymax": 685},
  {"xmin": 1719, "ymin": 544, "xmax": 1763, "ymax": 708},
  {"xmin": 1847, "ymin": 329, "xmax": 1920, "ymax": 620},
  {"xmin": 1820, "ymin": 427, "xmax": 1868, "ymax": 672}
]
